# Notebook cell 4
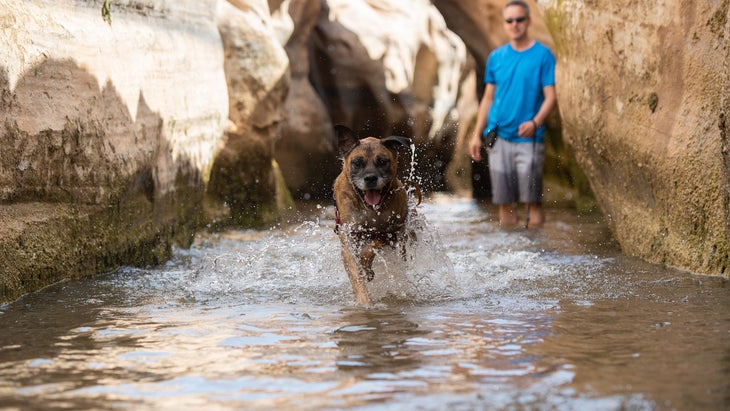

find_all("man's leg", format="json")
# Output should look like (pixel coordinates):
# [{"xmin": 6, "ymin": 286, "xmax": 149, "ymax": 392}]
[
  {"xmin": 499, "ymin": 203, "xmax": 518, "ymax": 226},
  {"xmin": 527, "ymin": 203, "xmax": 544, "ymax": 228},
  {"xmin": 515, "ymin": 142, "xmax": 545, "ymax": 229},
  {"xmin": 490, "ymin": 141, "xmax": 518, "ymax": 227}
]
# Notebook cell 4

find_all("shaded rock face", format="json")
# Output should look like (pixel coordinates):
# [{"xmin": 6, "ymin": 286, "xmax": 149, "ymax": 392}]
[
  {"xmin": 279, "ymin": 0, "xmax": 473, "ymax": 192},
  {"xmin": 208, "ymin": 0, "xmax": 290, "ymax": 226},
  {"xmin": 0, "ymin": 1, "xmax": 228, "ymax": 301},
  {"xmin": 542, "ymin": 0, "xmax": 729, "ymax": 275},
  {"xmin": 271, "ymin": 0, "xmax": 340, "ymax": 199}
]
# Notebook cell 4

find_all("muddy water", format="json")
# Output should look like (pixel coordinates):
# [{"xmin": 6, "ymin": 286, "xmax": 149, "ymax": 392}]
[{"xmin": 0, "ymin": 194, "xmax": 728, "ymax": 410}]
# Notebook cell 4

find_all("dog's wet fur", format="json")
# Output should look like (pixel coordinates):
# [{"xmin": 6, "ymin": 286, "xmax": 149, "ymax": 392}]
[{"xmin": 333, "ymin": 125, "xmax": 413, "ymax": 305}]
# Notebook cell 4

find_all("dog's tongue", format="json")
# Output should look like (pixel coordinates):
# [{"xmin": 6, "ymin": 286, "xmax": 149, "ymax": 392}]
[{"xmin": 364, "ymin": 190, "xmax": 382, "ymax": 206}]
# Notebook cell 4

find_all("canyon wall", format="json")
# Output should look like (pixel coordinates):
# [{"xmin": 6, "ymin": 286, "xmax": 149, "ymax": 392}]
[
  {"xmin": 0, "ymin": 1, "xmax": 229, "ymax": 301},
  {"xmin": 274, "ymin": 0, "xmax": 474, "ymax": 194},
  {"xmin": 0, "ymin": 0, "xmax": 473, "ymax": 302},
  {"xmin": 0, "ymin": 0, "xmax": 292, "ymax": 302},
  {"xmin": 2, "ymin": 0, "xmax": 727, "ymax": 303},
  {"xmin": 540, "ymin": 0, "xmax": 729, "ymax": 275}
]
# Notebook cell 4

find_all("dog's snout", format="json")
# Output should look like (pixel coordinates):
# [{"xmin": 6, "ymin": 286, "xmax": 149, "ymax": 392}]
[{"xmin": 364, "ymin": 174, "xmax": 378, "ymax": 188}]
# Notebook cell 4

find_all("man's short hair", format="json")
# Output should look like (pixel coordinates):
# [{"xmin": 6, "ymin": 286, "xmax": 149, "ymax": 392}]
[{"xmin": 504, "ymin": 0, "xmax": 530, "ymax": 16}]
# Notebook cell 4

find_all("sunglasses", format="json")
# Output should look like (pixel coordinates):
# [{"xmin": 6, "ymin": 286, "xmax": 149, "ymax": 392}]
[{"xmin": 504, "ymin": 16, "xmax": 527, "ymax": 24}]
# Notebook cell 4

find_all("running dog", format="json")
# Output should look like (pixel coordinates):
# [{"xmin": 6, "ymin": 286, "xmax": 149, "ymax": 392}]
[{"xmin": 333, "ymin": 125, "xmax": 413, "ymax": 305}]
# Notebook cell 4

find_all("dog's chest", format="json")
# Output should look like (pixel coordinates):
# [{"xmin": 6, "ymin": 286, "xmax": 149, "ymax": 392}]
[{"xmin": 351, "ymin": 205, "xmax": 406, "ymax": 230}]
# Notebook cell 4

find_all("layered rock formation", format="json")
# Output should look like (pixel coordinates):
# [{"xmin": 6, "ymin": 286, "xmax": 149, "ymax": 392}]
[
  {"xmin": 541, "ymin": 0, "xmax": 729, "ymax": 275},
  {"xmin": 0, "ymin": 1, "xmax": 229, "ymax": 301},
  {"xmin": 270, "ymin": 0, "xmax": 340, "ymax": 199},
  {"xmin": 0, "ymin": 0, "xmax": 297, "ymax": 301}
]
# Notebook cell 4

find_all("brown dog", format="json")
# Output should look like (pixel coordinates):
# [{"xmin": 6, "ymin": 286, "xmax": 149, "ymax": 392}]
[{"xmin": 333, "ymin": 125, "xmax": 413, "ymax": 305}]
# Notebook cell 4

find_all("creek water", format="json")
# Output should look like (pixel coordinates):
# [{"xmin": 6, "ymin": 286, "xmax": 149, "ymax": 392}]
[{"xmin": 0, "ymin": 194, "xmax": 728, "ymax": 410}]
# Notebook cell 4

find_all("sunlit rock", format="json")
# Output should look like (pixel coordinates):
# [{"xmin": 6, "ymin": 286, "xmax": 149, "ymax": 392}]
[{"xmin": 0, "ymin": 0, "xmax": 228, "ymax": 301}]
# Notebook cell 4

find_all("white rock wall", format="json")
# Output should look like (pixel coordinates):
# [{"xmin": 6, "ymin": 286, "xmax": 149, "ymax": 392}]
[{"xmin": 0, "ymin": 0, "xmax": 228, "ymax": 201}]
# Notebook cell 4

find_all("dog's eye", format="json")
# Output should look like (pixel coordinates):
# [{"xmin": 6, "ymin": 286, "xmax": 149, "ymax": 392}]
[
  {"xmin": 352, "ymin": 157, "xmax": 365, "ymax": 169},
  {"xmin": 376, "ymin": 156, "xmax": 390, "ymax": 167}
]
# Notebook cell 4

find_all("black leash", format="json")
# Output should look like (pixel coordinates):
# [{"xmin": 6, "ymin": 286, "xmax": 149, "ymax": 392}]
[{"xmin": 524, "ymin": 138, "xmax": 537, "ymax": 230}]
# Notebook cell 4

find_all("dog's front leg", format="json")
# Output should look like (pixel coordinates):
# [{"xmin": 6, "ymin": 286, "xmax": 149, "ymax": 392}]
[
  {"xmin": 338, "ymin": 234, "xmax": 372, "ymax": 305},
  {"xmin": 400, "ymin": 228, "xmax": 416, "ymax": 261},
  {"xmin": 359, "ymin": 242, "xmax": 378, "ymax": 282}
]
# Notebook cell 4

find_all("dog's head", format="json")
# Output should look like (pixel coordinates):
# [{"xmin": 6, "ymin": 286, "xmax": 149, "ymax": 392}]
[{"xmin": 335, "ymin": 125, "xmax": 411, "ymax": 208}]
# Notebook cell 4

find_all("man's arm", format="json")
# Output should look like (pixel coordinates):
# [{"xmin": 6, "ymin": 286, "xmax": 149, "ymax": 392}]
[
  {"xmin": 518, "ymin": 84, "xmax": 557, "ymax": 137},
  {"xmin": 469, "ymin": 83, "xmax": 496, "ymax": 161}
]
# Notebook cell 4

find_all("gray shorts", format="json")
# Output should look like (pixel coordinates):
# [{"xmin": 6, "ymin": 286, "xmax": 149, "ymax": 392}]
[{"xmin": 488, "ymin": 138, "xmax": 545, "ymax": 204}]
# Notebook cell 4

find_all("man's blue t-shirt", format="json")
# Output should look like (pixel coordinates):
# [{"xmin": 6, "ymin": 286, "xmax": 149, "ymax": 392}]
[{"xmin": 484, "ymin": 41, "xmax": 556, "ymax": 143}]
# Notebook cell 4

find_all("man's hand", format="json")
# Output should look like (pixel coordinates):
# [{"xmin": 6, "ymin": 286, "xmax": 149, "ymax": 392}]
[
  {"xmin": 518, "ymin": 119, "xmax": 538, "ymax": 138},
  {"xmin": 469, "ymin": 133, "xmax": 483, "ymax": 162}
]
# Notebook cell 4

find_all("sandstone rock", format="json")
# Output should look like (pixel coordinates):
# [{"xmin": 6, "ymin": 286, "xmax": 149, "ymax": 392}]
[
  {"xmin": 307, "ymin": 0, "xmax": 472, "ymax": 191},
  {"xmin": 271, "ymin": 0, "xmax": 340, "ymax": 199},
  {"xmin": 0, "ymin": 0, "xmax": 228, "ymax": 302},
  {"xmin": 207, "ymin": 0, "xmax": 292, "ymax": 226},
  {"xmin": 542, "ymin": 0, "xmax": 729, "ymax": 275},
  {"xmin": 431, "ymin": 0, "xmax": 494, "ymax": 197}
]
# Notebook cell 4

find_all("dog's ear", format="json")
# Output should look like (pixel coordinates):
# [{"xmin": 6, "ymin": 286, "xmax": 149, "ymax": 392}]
[
  {"xmin": 334, "ymin": 125, "xmax": 359, "ymax": 157},
  {"xmin": 381, "ymin": 136, "xmax": 412, "ymax": 153}
]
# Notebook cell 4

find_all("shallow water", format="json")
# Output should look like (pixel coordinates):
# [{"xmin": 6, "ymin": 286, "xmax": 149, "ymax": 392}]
[{"xmin": 1, "ymin": 194, "xmax": 728, "ymax": 410}]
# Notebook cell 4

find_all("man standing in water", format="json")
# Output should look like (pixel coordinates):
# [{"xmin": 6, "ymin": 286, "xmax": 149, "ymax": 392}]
[{"xmin": 468, "ymin": 0, "xmax": 556, "ymax": 228}]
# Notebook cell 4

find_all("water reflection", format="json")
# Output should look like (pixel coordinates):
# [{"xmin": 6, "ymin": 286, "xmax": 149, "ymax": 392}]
[
  {"xmin": 535, "ymin": 282, "xmax": 730, "ymax": 410},
  {"xmin": 332, "ymin": 308, "xmax": 426, "ymax": 373}
]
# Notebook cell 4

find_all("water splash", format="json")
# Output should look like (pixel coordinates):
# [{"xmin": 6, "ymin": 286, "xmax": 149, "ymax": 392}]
[{"xmin": 110, "ymin": 194, "xmax": 619, "ymax": 310}]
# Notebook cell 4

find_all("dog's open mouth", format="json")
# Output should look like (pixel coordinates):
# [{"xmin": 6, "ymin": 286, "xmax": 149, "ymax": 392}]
[{"xmin": 364, "ymin": 189, "xmax": 382, "ymax": 207}]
